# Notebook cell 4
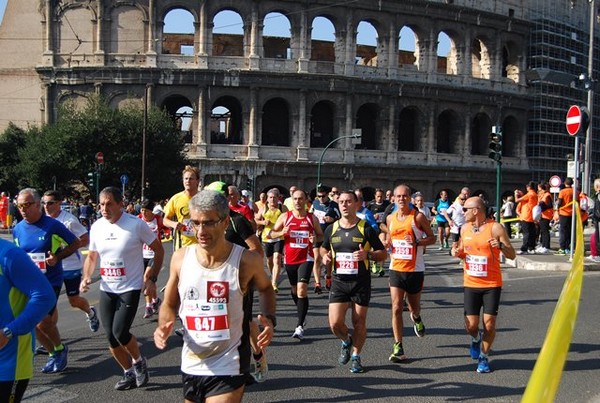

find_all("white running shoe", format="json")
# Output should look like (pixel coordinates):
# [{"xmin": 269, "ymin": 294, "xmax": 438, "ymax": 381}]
[{"xmin": 292, "ymin": 325, "xmax": 305, "ymax": 340}]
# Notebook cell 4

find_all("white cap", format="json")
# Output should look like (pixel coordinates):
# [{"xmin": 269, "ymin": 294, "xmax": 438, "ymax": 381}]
[{"xmin": 241, "ymin": 190, "xmax": 250, "ymax": 197}]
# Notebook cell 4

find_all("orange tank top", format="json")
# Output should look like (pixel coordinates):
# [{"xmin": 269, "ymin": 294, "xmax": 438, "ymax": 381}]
[
  {"xmin": 389, "ymin": 210, "xmax": 424, "ymax": 272},
  {"xmin": 461, "ymin": 220, "xmax": 502, "ymax": 288}
]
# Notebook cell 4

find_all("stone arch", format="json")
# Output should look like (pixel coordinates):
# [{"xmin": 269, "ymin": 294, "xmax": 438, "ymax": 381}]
[
  {"xmin": 472, "ymin": 36, "xmax": 491, "ymax": 79},
  {"xmin": 107, "ymin": 91, "xmax": 144, "ymax": 110},
  {"xmin": 262, "ymin": 11, "xmax": 292, "ymax": 59},
  {"xmin": 57, "ymin": 5, "xmax": 95, "ymax": 56},
  {"xmin": 109, "ymin": 4, "xmax": 146, "ymax": 54},
  {"xmin": 162, "ymin": 8, "xmax": 195, "ymax": 55},
  {"xmin": 355, "ymin": 103, "xmax": 380, "ymax": 150},
  {"xmin": 470, "ymin": 112, "xmax": 492, "ymax": 155},
  {"xmin": 397, "ymin": 106, "xmax": 421, "ymax": 152},
  {"xmin": 502, "ymin": 115, "xmax": 519, "ymax": 158},
  {"xmin": 437, "ymin": 30, "xmax": 457, "ymax": 74},
  {"xmin": 310, "ymin": 100, "xmax": 336, "ymax": 148},
  {"xmin": 161, "ymin": 94, "xmax": 193, "ymax": 132},
  {"xmin": 310, "ymin": 16, "xmax": 336, "ymax": 62},
  {"xmin": 210, "ymin": 96, "xmax": 243, "ymax": 144},
  {"xmin": 356, "ymin": 20, "xmax": 379, "ymax": 66},
  {"xmin": 398, "ymin": 26, "xmax": 418, "ymax": 69},
  {"xmin": 57, "ymin": 92, "xmax": 90, "ymax": 111},
  {"xmin": 502, "ymin": 40, "xmax": 520, "ymax": 83},
  {"xmin": 261, "ymin": 97, "xmax": 290, "ymax": 146},
  {"xmin": 212, "ymin": 9, "xmax": 244, "ymax": 57},
  {"xmin": 436, "ymin": 109, "xmax": 462, "ymax": 154}
]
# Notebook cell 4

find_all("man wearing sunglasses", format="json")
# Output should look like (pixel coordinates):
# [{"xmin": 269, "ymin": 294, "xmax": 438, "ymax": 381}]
[
  {"xmin": 42, "ymin": 190, "xmax": 99, "ymax": 333},
  {"xmin": 12, "ymin": 188, "xmax": 80, "ymax": 374},
  {"xmin": 451, "ymin": 196, "xmax": 515, "ymax": 373}
]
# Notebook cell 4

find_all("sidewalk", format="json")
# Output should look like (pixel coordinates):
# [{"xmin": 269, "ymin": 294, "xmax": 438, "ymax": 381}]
[{"xmin": 506, "ymin": 227, "xmax": 600, "ymax": 272}]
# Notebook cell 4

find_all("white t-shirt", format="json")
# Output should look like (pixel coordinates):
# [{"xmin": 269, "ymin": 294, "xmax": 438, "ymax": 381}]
[
  {"xmin": 55, "ymin": 210, "xmax": 88, "ymax": 271},
  {"xmin": 89, "ymin": 213, "xmax": 157, "ymax": 294},
  {"xmin": 446, "ymin": 201, "xmax": 466, "ymax": 234}
]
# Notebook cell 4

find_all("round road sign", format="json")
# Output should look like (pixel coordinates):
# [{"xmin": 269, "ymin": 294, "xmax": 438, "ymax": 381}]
[
  {"xmin": 95, "ymin": 151, "xmax": 104, "ymax": 164},
  {"xmin": 566, "ymin": 105, "xmax": 582, "ymax": 136},
  {"xmin": 549, "ymin": 175, "xmax": 562, "ymax": 188}
]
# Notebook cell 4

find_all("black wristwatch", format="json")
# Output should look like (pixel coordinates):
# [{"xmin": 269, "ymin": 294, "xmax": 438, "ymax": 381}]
[
  {"xmin": 149, "ymin": 275, "xmax": 158, "ymax": 283},
  {"xmin": 2, "ymin": 327, "xmax": 12, "ymax": 340},
  {"xmin": 264, "ymin": 314, "xmax": 277, "ymax": 328}
]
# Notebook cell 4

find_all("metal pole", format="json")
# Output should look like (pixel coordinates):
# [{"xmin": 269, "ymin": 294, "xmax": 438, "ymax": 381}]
[
  {"xmin": 141, "ymin": 86, "xmax": 148, "ymax": 200},
  {"xmin": 316, "ymin": 134, "xmax": 359, "ymax": 192},
  {"xmin": 583, "ymin": 0, "xmax": 595, "ymax": 195},
  {"xmin": 570, "ymin": 136, "xmax": 580, "ymax": 260},
  {"xmin": 496, "ymin": 162, "xmax": 502, "ymax": 223},
  {"xmin": 95, "ymin": 164, "xmax": 100, "ymax": 203}
]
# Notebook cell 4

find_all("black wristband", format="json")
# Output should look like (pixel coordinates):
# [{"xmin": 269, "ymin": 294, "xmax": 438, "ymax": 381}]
[
  {"xmin": 149, "ymin": 275, "xmax": 158, "ymax": 283},
  {"xmin": 264, "ymin": 314, "xmax": 277, "ymax": 328}
]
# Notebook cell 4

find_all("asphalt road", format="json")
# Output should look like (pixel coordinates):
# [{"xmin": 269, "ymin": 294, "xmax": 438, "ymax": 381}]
[{"xmin": 18, "ymin": 243, "xmax": 600, "ymax": 403}]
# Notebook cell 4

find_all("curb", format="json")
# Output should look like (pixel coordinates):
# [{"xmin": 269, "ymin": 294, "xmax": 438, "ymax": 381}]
[{"xmin": 506, "ymin": 256, "xmax": 600, "ymax": 272}]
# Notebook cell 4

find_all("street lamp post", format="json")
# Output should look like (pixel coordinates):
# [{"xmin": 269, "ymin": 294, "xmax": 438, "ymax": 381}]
[
  {"xmin": 583, "ymin": 0, "xmax": 595, "ymax": 195},
  {"xmin": 316, "ymin": 132, "xmax": 361, "ymax": 192}
]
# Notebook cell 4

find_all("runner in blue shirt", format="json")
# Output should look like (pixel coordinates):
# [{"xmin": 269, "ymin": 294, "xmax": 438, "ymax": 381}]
[
  {"xmin": 13, "ymin": 188, "xmax": 79, "ymax": 374},
  {"xmin": 0, "ymin": 238, "xmax": 55, "ymax": 403}
]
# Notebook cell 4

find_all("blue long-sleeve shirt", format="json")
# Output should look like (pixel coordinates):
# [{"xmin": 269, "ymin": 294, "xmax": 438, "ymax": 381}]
[{"xmin": 0, "ymin": 239, "xmax": 56, "ymax": 381}]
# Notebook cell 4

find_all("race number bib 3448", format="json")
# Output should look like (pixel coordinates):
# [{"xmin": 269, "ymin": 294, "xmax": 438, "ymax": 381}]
[
  {"xmin": 466, "ymin": 255, "xmax": 488, "ymax": 277},
  {"xmin": 100, "ymin": 258, "xmax": 126, "ymax": 283}
]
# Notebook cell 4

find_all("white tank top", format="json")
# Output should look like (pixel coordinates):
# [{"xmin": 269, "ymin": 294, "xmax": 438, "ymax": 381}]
[{"xmin": 178, "ymin": 244, "xmax": 249, "ymax": 376}]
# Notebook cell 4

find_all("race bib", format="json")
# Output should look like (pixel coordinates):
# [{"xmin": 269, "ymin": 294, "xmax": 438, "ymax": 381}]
[
  {"xmin": 312, "ymin": 209, "xmax": 326, "ymax": 224},
  {"xmin": 181, "ymin": 218, "xmax": 196, "ymax": 237},
  {"xmin": 335, "ymin": 252, "xmax": 359, "ymax": 275},
  {"xmin": 391, "ymin": 239, "xmax": 413, "ymax": 260},
  {"xmin": 28, "ymin": 252, "xmax": 47, "ymax": 273},
  {"xmin": 183, "ymin": 302, "xmax": 230, "ymax": 342},
  {"xmin": 289, "ymin": 230, "xmax": 310, "ymax": 249},
  {"xmin": 100, "ymin": 258, "xmax": 126, "ymax": 283},
  {"xmin": 142, "ymin": 243, "xmax": 155, "ymax": 259},
  {"xmin": 465, "ymin": 255, "xmax": 488, "ymax": 277}
]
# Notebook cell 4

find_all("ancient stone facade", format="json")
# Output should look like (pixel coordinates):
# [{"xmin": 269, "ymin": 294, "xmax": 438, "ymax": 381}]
[{"xmin": 0, "ymin": 0, "xmax": 591, "ymax": 200}]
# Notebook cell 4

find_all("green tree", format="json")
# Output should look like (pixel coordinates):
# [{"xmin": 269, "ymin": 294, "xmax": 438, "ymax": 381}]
[
  {"xmin": 0, "ymin": 123, "xmax": 28, "ymax": 196},
  {"xmin": 10, "ymin": 95, "xmax": 187, "ymax": 200}
]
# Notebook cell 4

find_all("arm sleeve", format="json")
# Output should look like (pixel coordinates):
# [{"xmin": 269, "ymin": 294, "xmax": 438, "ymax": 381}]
[{"xmin": 3, "ymin": 247, "xmax": 56, "ymax": 336}]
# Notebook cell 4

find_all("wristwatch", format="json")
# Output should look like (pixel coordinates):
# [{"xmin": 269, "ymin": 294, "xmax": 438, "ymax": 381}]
[
  {"xmin": 148, "ymin": 275, "xmax": 158, "ymax": 283},
  {"xmin": 2, "ymin": 327, "xmax": 12, "ymax": 340},
  {"xmin": 264, "ymin": 314, "xmax": 277, "ymax": 328}
]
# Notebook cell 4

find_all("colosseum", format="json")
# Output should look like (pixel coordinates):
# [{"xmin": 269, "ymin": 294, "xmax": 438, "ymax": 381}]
[{"xmin": 0, "ymin": 0, "xmax": 596, "ymax": 200}]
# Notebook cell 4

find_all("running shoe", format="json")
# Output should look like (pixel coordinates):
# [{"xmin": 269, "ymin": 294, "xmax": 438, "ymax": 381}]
[
  {"xmin": 114, "ymin": 371, "xmax": 137, "ymax": 390},
  {"xmin": 389, "ymin": 342, "xmax": 406, "ymax": 363},
  {"xmin": 292, "ymin": 325, "xmax": 304, "ymax": 340},
  {"xmin": 338, "ymin": 337, "xmax": 353, "ymax": 365},
  {"xmin": 477, "ymin": 356, "xmax": 491, "ymax": 373},
  {"xmin": 41, "ymin": 355, "xmax": 57, "ymax": 373},
  {"xmin": 52, "ymin": 345, "xmax": 69, "ymax": 373},
  {"xmin": 252, "ymin": 350, "xmax": 268, "ymax": 383},
  {"xmin": 411, "ymin": 313, "xmax": 426, "ymax": 338},
  {"xmin": 133, "ymin": 356, "xmax": 149, "ymax": 387},
  {"xmin": 554, "ymin": 249, "xmax": 566, "ymax": 256},
  {"xmin": 565, "ymin": 249, "xmax": 571, "ymax": 255},
  {"xmin": 350, "ymin": 356, "xmax": 364, "ymax": 373},
  {"xmin": 87, "ymin": 306, "xmax": 100, "ymax": 332},
  {"xmin": 35, "ymin": 345, "xmax": 48, "ymax": 355},
  {"xmin": 470, "ymin": 332, "xmax": 482, "ymax": 359},
  {"xmin": 370, "ymin": 261, "xmax": 378, "ymax": 274},
  {"xmin": 151, "ymin": 297, "xmax": 162, "ymax": 315},
  {"xmin": 143, "ymin": 306, "xmax": 153, "ymax": 319}
]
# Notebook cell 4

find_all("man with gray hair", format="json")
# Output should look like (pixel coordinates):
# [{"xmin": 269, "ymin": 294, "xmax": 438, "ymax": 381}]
[
  {"xmin": 155, "ymin": 190, "xmax": 276, "ymax": 402},
  {"xmin": 13, "ymin": 188, "xmax": 80, "ymax": 374}
]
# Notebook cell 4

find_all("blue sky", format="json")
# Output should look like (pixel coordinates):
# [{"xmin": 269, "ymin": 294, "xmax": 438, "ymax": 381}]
[{"xmin": 0, "ymin": 0, "xmax": 5, "ymax": 24}]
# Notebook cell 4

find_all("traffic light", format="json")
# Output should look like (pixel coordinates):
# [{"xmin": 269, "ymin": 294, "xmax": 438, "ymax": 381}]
[
  {"xmin": 488, "ymin": 125, "xmax": 502, "ymax": 164},
  {"xmin": 246, "ymin": 177, "xmax": 253, "ymax": 192},
  {"xmin": 87, "ymin": 172, "xmax": 95, "ymax": 189}
]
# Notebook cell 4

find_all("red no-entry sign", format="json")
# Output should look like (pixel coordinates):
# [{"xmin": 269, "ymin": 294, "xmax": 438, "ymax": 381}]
[
  {"xmin": 95, "ymin": 151, "xmax": 104, "ymax": 164},
  {"xmin": 566, "ymin": 105, "xmax": 583, "ymax": 136}
]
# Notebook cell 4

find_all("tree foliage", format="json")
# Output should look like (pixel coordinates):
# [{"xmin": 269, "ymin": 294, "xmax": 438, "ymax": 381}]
[{"xmin": 0, "ymin": 95, "xmax": 187, "ymax": 201}]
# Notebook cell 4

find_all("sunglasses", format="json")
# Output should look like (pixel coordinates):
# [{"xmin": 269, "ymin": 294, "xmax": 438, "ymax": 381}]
[
  {"xmin": 17, "ymin": 202, "xmax": 35, "ymax": 209},
  {"xmin": 462, "ymin": 207, "xmax": 477, "ymax": 212},
  {"xmin": 317, "ymin": 194, "xmax": 327, "ymax": 198},
  {"xmin": 42, "ymin": 200, "xmax": 58, "ymax": 206}
]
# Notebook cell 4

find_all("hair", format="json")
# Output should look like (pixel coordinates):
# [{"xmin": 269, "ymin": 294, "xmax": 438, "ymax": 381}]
[
  {"xmin": 267, "ymin": 188, "xmax": 279, "ymax": 198},
  {"xmin": 18, "ymin": 188, "xmax": 41, "ymax": 202},
  {"xmin": 182, "ymin": 165, "xmax": 200, "ymax": 180},
  {"xmin": 99, "ymin": 186, "xmax": 123, "ymax": 203},
  {"xmin": 527, "ymin": 181, "xmax": 537, "ymax": 189},
  {"xmin": 140, "ymin": 199, "xmax": 154, "ymax": 210},
  {"xmin": 539, "ymin": 182, "xmax": 549, "ymax": 191},
  {"xmin": 189, "ymin": 190, "xmax": 229, "ymax": 219},
  {"xmin": 43, "ymin": 190, "xmax": 62, "ymax": 200},
  {"xmin": 340, "ymin": 190, "xmax": 358, "ymax": 201},
  {"xmin": 565, "ymin": 177, "xmax": 574, "ymax": 186},
  {"xmin": 317, "ymin": 185, "xmax": 328, "ymax": 194}
]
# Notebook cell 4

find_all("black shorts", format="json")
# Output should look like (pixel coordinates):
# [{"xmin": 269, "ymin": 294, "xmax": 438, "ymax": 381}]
[
  {"xmin": 47, "ymin": 286, "xmax": 62, "ymax": 316},
  {"xmin": 464, "ymin": 287, "xmax": 502, "ymax": 316},
  {"xmin": 285, "ymin": 262, "xmax": 312, "ymax": 285},
  {"xmin": 63, "ymin": 275, "xmax": 81, "ymax": 297},
  {"xmin": 263, "ymin": 241, "xmax": 284, "ymax": 258},
  {"xmin": 437, "ymin": 221, "xmax": 449, "ymax": 229},
  {"xmin": 389, "ymin": 271, "xmax": 424, "ymax": 294},
  {"xmin": 329, "ymin": 278, "xmax": 371, "ymax": 306},
  {"xmin": 182, "ymin": 373, "xmax": 246, "ymax": 402},
  {"xmin": 451, "ymin": 230, "xmax": 461, "ymax": 243}
]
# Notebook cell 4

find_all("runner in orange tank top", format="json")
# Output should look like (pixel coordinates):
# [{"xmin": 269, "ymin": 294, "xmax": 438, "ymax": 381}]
[{"xmin": 451, "ymin": 196, "xmax": 515, "ymax": 374}]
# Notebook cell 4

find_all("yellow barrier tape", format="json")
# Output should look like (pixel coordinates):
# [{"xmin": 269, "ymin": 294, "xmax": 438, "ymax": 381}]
[{"xmin": 521, "ymin": 202, "xmax": 584, "ymax": 402}]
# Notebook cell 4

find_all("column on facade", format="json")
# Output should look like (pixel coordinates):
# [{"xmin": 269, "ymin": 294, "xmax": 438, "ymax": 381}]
[
  {"xmin": 42, "ymin": 83, "xmax": 51, "ymax": 125},
  {"xmin": 198, "ymin": 2, "xmax": 207, "ymax": 56},
  {"xmin": 463, "ymin": 109, "xmax": 472, "ymax": 158},
  {"xmin": 425, "ymin": 103, "xmax": 436, "ymax": 163},
  {"xmin": 247, "ymin": 87, "xmax": 259, "ymax": 158},
  {"xmin": 247, "ymin": 4, "xmax": 260, "ymax": 69},
  {"xmin": 387, "ymin": 23, "xmax": 398, "ymax": 75},
  {"xmin": 386, "ymin": 97, "xmax": 397, "ymax": 163},
  {"xmin": 297, "ymin": 9, "xmax": 309, "ymax": 72},
  {"xmin": 196, "ymin": 86, "xmax": 208, "ymax": 157},
  {"xmin": 42, "ymin": 0, "xmax": 54, "ymax": 65},
  {"xmin": 343, "ymin": 93, "xmax": 354, "ymax": 163},
  {"xmin": 296, "ymin": 90, "xmax": 308, "ymax": 160},
  {"xmin": 462, "ymin": 29, "xmax": 472, "ymax": 77},
  {"xmin": 427, "ymin": 27, "xmax": 437, "ymax": 74},
  {"xmin": 344, "ymin": 11, "xmax": 355, "ymax": 75},
  {"xmin": 377, "ymin": 33, "xmax": 389, "ymax": 69},
  {"xmin": 492, "ymin": 33, "xmax": 503, "ymax": 81},
  {"xmin": 145, "ymin": 0, "xmax": 157, "ymax": 66},
  {"xmin": 95, "ymin": 0, "xmax": 104, "ymax": 54}
]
